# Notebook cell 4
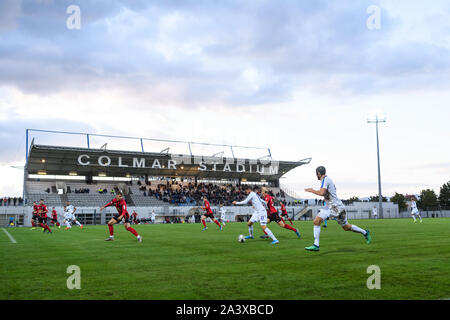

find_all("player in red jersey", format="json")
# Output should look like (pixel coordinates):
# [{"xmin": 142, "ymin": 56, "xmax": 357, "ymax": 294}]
[
  {"xmin": 31, "ymin": 201, "xmax": 39, "ymax": 230},
  {"xmin": 280, "ymin": 201, "xmax": 294, "ymax": 225},
  {"xmin": 131, "ymin": 210, "xmax": 139, "ymax": 224},
  {"xmin": 37, "ymin": 199, "xmax": 52, "ymax": 233},
  {"xmin": 200, "ymin": 195, "xmax": 222, "ymax": 231},
  {"xmin": 260, "ymin": 188, "xmax": 300, "ymax": 239},
  {"xmin": 50, "ymin": 207, "xmax": 61, "ymax": 228},
  {"xmin": 100, "ymin": 192, "xmax": 142, "ymax": 242}
]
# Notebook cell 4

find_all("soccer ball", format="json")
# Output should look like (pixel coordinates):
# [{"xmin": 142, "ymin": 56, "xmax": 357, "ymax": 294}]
[{"xmin": 238, "ymin": 234, "xmax": 245, "ymax": 243}]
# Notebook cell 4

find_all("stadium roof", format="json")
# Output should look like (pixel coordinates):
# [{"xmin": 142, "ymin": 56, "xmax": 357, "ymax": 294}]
[{"xmin": 26, "ymin": 144, "xmax": 311, "ymax": 182}]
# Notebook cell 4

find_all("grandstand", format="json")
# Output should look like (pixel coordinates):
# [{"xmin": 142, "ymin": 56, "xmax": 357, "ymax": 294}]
[
  {"xmin": 4, "ymin": 130, "xmax": 313, "ymax": 226},
  {"xmin": 5, "ymin": 130, "xmax": 432, "ymax": 228}
]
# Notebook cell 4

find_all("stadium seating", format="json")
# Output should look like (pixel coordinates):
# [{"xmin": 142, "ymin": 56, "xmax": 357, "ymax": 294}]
[
  {"xmin": 24, "ymin": 179, "xmax": 296, "ymax": 208},
  {"xmin": 66, "ymin": 193, "xmax": 114, "ymax": 207},
  {"xmin": 128, "ymin": 194, "xmax": 169, "ymax": 207},
  {"xmin": 26, "ymin": 181, "xmax": 57, "ymax": 194},
  {"xmin": 26, "ymin": 193, "xmax": 63, "ymax": 207}
]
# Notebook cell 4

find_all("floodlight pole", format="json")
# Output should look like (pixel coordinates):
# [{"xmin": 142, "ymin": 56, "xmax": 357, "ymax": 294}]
[{"xmin": 368, "ymin": 116, "xmax": 386, "ymax": 219}]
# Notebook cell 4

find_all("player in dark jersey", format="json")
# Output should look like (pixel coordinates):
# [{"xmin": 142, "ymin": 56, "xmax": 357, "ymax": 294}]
[
  {"xmin": 280, "ymin": 202, "xmax": 294, "ymax": 225},
  {"xmin": 50, "ymin": 207, "xmax": 61, "ymax": 228},
  {"xmin": 38, "ymin": 199, "xmax": 52, "ymax": 233},
  {"xmin": 31, "ymin": 201, "xmax": 39, "ymax": 230},
  {"xmin": 100, "ymin": 192, "xmax": 142, "ymax": 242},
  {"xmin": 200, "ymin": 195, "xmax": 222, "ymax": 231},
  {"xmin": 260, "ymin": 189, "xmax": 300, "ymax": 239},
  {"xmin": 131, "ymin": 211, "xmax": 139, "ymax": 224}
]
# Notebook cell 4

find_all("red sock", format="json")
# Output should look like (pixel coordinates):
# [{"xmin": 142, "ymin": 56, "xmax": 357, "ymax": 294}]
[
  {"xmin": 202, "ymin": 220, "xmax": 206, "ymax": 227},
  {"xmin": 39, "ymin": 223, "xmax": 44, "ymax": 228},
  {"xmin": 288, "ymin": 218, "xmax": 293, "ymax": 225},
  {"xmin": 284, "ymin": 224, "xmax": 297, "ymax": 232},
  {"xmin": 56, "ymin": 222, "xmax": 60, "ymax": 226},
  {"xmin": 263, "ymin": 230, "xmax": 268, "ymax": 235},
  {"xmin": 126, "ymin": 227, "xmax": 139, "ymax": 237},
  {"xmin": 108, "ymin": 224, "xmax": 114, "ymax": 236},
  {"xmin": 280, "ymin": 217, "xmax": 285, "ymax": 223},
  {"xmin": 214, "ymin": 220, "xmax": 221, "ymax": 228},
  {"xmin": 32, "ymin": 221, "xmax": 36, "ymax": 227}
]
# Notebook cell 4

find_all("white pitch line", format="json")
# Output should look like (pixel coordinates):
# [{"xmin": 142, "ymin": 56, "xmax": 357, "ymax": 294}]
[{"xmin": 2, "ymin": 228, "xmax": 17, "ymax": 243}]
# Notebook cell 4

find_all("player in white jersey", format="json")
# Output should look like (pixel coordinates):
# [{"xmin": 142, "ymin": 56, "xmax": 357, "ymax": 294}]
[
  {"xmin": 151, "ymin": 210, "xmax": 156, "ymax": 224},
  {"xmin": 372, "ymin": 206, "xmax": 378, "ymax": 219},
  {"xmin": 63, "ymin": 206, "xmax": 73, "ymax": 230},
  {"xmin": 219, "ymin": 204, "xmax": 227, "ymax": 227},
  {"xmin": 410, "ymin": 197, "xmax": 422, "ymax": 223},
  {"xmin": 64, "ymin": 201, "xmax": 83, "ymax": 230},
  {"xmin": 233, "ymin": 186, "xmax": 279, "ymax": 245},
  {"xmin": 304, "ymin": 166, "xmax": 371, "ymax": 251}
]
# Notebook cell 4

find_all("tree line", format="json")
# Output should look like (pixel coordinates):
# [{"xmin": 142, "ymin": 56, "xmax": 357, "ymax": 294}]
[{"xmin": 344, "ymin": 181, "xmax": 450, "ymax": 212}]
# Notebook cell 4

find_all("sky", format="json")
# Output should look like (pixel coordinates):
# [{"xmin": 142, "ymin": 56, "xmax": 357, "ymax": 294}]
[{"xmin": 0, "ymin": 0, "xmax": 449, "ymax": 199}]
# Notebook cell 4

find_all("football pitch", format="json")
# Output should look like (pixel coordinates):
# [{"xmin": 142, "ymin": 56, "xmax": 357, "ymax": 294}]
[{"xmin": 1, "ymin": 219, "xmax": 449, "ymax": 300}]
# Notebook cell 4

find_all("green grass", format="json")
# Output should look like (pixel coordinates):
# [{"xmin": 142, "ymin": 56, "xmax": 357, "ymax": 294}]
[{"xmin": 1, "ymin": 218, "xmax": 449, "ymax": 300}]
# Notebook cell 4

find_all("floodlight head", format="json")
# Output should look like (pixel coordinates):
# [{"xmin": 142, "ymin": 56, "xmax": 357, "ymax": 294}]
[{"xmin": 367, "ymin": 110, "xmax": 387, "ymax": 123}]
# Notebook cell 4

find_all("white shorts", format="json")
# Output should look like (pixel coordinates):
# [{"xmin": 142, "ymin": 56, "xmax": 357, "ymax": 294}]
[
  {"xmin": 318, "ymin": 209, "xmax": 348, "ymax": 227},
  {"xmin": 250, "ymin": 210, "xmax": 267, "ymax": 226},
  {"xmin": 411, "ymin": 209, "xmax": 419, "ymax": 216}
]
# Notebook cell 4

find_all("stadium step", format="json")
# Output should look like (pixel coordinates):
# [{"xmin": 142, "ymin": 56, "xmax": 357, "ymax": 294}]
[
  {"xmin": 60, "ymin": 193, "xmax": 68, "ymax": 206},
  {"xmin": 124, "ymin": 193, "xmax": 136, "ymax": 206}
]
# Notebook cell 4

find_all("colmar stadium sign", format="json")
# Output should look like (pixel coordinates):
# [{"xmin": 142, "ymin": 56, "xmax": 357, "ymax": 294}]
[{"xmin": 77, "ymin": 154, "xmax": 280, "ymax": 176}]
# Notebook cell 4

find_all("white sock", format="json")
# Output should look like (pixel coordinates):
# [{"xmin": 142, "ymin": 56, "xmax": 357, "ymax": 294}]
[
  {"xmin": 418, "ymin": 215, "xmax": 422, "ymax": 221},
  {"xmin": 65, "ymin": 221, "xmax": 71, "ymax": 228},
  {"xmin": 75, "ymin": 221, "xmax": 82, "ymax": 226},
  {"xmin": 314, "ymin": 225, "xmax": 321, "ymax": 247},
  {"xmin": 264, "ymin": 227, "xmax": 277, "ymax": 241},
  {"xmin": 248, "ymin": 225, "xmax": 253, "ymax": 237},
  {"xmin": 412, "ymin": 216, "xmax": 416, "ymax": 221},
  {"xmin": 351, "ymin": 225, "xmax": 367, "ymax": 235}
]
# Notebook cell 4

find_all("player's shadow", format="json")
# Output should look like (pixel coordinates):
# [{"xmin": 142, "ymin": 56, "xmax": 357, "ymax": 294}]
[{"xmin": 318, "ymin": 248, "xmax": 357, "ymax": 255}]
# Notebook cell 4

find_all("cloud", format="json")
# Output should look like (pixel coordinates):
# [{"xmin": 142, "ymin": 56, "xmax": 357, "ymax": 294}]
[
  {"xmin": 0, "ymin": 117, "xmax": 97, "ymax": 164},
  {"xmin": 0, "ymin": 0, "xmax": 22, "ymax": 32},
  {"xmin": 0, "ymin": 0, "xmax": 449, "ymax": 106},
  {"xmin": 0, "ymin": 1, "xmax": 449, "ymax": 197}
]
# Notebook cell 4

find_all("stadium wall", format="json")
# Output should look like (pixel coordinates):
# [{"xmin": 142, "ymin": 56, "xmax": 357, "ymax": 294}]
[{"xmin": 2, "ymin": 205, "xmax": 450, "ymax": 227}]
